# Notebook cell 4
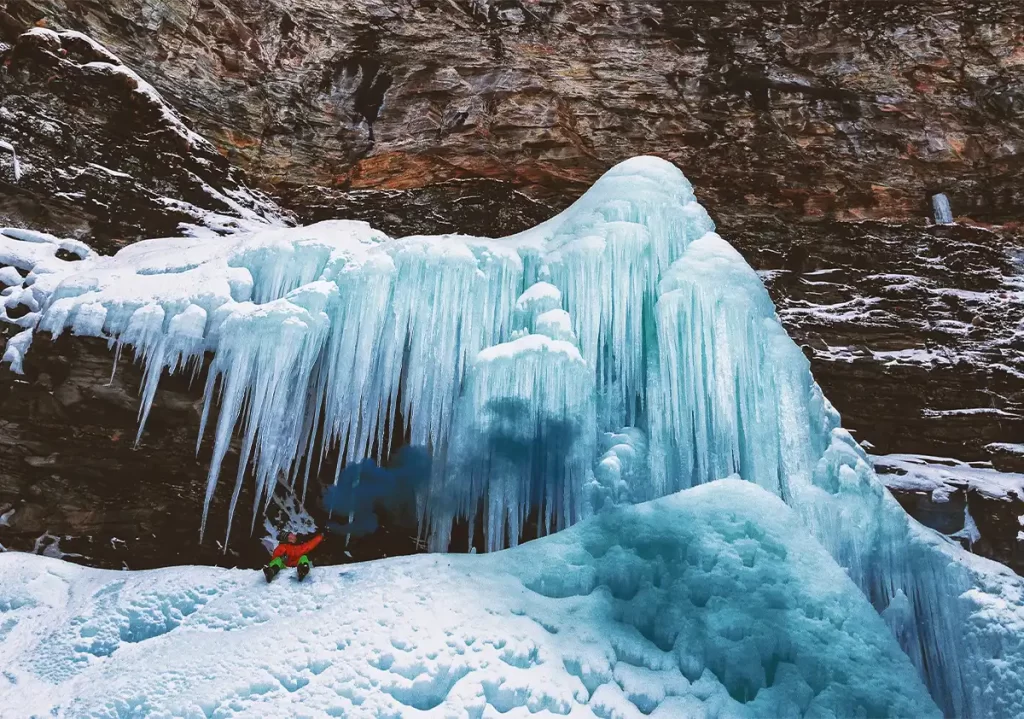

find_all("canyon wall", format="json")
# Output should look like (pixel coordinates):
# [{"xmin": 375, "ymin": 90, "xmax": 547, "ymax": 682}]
[{"xmin": 3, "ymin": 0, "xmax": 1023, "ymax": 225}]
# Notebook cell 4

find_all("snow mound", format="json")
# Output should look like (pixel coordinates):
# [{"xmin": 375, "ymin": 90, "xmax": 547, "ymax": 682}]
[{"xmin": 0, "ymin": 480, "xmax": 937, "ymax": 718}]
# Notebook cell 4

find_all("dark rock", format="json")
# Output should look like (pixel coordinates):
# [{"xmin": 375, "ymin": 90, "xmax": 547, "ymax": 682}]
[
  {"xmin": 3, "ymin": 1, "xmax": 1023, "ymax": 225},
  {"xmin": 0, "ymin": 26, "xmax": 289, "ymax": 249},
  {"xmin": 0, "ymin": 334, "xmax": 423, "ymax": 569},
  {"xmin": 967, "ymin": 486, "xmax": 1024, "ymax": 572},
  {"xmin": 285, "ymin": 177, "xmax": 556, "ymax": 238}
]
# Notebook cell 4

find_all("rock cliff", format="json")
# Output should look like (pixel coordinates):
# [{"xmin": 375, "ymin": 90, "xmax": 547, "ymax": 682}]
[{"xmin": 4, "ymin": 0, "xmax": 1024, "ymax": 224}]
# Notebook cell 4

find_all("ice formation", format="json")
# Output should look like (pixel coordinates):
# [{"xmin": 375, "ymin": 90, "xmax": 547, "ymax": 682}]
[
  {"xmin": 3, "ymin": 157, "xmax": 1024, "ymax": 716},
  {"xmin": 932, "ymin": 193, "xmax": 954, "ymax": 225},
  {"xmin": 0, "ymin": 139, "xmax": 21, "ymax": 182},
  {"xmin": 426, "ymin": 332, "xmax": 596, "ymax": 553},
  {"xmin": 0, "ymin": 480, "xmax": 939, "ymax": 718}
]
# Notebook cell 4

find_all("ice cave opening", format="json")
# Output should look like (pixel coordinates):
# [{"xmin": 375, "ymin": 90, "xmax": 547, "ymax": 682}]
[{"xmin": 3, "ymin": 156, "xmax": 1024, "ymax": 718}]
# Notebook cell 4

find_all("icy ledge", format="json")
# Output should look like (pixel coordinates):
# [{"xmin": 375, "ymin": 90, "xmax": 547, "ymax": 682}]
[{"xmin": 0, "ymin": 480, "xmax": 937, "ymax": 719}]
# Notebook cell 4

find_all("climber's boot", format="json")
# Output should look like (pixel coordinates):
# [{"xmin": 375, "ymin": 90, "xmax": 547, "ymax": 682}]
[{"xmin": 263, "ymin": 556, "xmax": 285, "ymax": 583}]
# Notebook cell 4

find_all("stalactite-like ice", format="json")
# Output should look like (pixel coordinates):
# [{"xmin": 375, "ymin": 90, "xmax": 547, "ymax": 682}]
[
  {"xmin": 649, "ymin": 231, "xmax": 1024, "ymax": 718},
  {"xmin": 3, "ymin": 158, "xmax": 1024, "ymax": 717},
  {"xmin": 651, "ymin": 234, "xmax": 827, "ymax": 500},
  {"xmin": 427, "ymin": 333, "xmax": 596, "ymax": 553},
  {"xmin": 932, "ymin": 193, "xmax": 954, "ymax": 225}
]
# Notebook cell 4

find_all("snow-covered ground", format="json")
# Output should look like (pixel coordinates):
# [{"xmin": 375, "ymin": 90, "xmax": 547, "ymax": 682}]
[{"xmin": 0, "ymin": 480, "xmax": 938, "ymax": 719}]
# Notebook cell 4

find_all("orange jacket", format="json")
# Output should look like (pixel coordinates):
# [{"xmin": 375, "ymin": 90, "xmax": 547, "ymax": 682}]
[{"xmin": 271, "ymin": 534, "xmax": 323, "ymax": 567}]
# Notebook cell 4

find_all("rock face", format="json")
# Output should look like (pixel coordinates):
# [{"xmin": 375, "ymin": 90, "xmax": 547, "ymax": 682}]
[
  {"xmin": 3, "ymin": 1, "xmax": 1024, "ymax": 225},
  {"xmin": 0, "ymin": 334, "xmax": 258, "ymax": 569},
  {"xmin": 732, "ymin": 218, "xmax": 1024, "ymax": 467},
  {"xmin": 0, "ymin": 24, "xmax": 288, "ymax": 249},
  {"xmin": 873, "ymin": 453, "xmax": 1024, "ymax": 574}
]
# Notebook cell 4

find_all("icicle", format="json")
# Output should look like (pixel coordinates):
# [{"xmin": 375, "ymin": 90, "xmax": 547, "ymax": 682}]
[{"xmin": 651, "ymin": 234, "xmax": 812, "ymax": 499}]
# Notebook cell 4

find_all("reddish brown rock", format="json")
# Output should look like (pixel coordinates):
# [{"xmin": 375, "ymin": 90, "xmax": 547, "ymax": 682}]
[{"xmin": 2, "ymin": 1, "xmax": 1022, "ymax": 225}]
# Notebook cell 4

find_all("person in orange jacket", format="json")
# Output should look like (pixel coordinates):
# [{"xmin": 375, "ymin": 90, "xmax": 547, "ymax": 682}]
[{"xmin": 263, "ymin": 531, "xmax": 324, "ymax": 582}]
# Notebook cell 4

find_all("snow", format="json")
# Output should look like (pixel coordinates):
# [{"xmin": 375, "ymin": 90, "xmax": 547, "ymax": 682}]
[
  {"xmin": 0, "ymin": 228, "xmax": 96, "ymax": 373},
  {"xmin": 535, "ymin": 309, "xmax": 577, "ymax": 343},
  {"xmin": 0, "ymin": 479, "xmax": 939, "ymax": 718},
  {"xmin": 988, "ymin": 442, "xmax": 1024, "ymax": 456},
  {"xmin": 0, "ymin": 266, "xmax": 22, "ymax": 287},
  {"xmin": 2, "ymin": 328, "xmax": 34, "ymax": 374},
  {"xmin": 923, "ymin": 407, "xmax": 1022, "ymax": 418},
  {"xmin": 3, "ymin": 156, "xmax": 1024, "ymax": 716},
  {"xmin": 512, "ymin": 281, "xmax": 562, "ymax": 331},
  {"xmin": 874, "ymin": 453, "xmax": 1024, "ymax": 501},
  {"xmin": 86, "ymin": 162, "xmax": 133, "ymax": 180}
]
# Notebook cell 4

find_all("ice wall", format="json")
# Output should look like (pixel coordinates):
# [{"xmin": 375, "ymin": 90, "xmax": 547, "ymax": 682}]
[
  {"xmin": 646, "ymin": 230, "xmax": 1024, "ymax": 718},
  {"xmin": 3, "ymin": 158, "xmax": 1024, "ymax": 717},
  {"xmin": 650, "ymin": 235, "xmax": 828, "ymax": 501}
]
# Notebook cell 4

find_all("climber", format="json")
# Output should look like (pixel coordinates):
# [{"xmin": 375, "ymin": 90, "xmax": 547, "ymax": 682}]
[{"xmin": 263, "ymin": 531, "xmax": 324, "ymax": 583}]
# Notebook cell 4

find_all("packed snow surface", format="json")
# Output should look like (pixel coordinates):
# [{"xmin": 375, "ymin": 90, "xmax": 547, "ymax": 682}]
[
  {"xmin": 4, "ymin": 156, "xmax": 1024, "ymax": 716},
  {"xmin": 0, "ymin": 480, "xmax": 939, "ymax": 719}
]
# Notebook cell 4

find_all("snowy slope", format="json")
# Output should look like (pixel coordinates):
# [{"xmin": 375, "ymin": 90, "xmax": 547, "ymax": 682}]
[{"xmin": 0, "ymin": 480, "xmax": 938, "ymax": 719}]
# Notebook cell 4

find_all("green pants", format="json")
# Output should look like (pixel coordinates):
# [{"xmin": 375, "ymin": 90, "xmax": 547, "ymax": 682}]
[{"xmin": 268, "ymin": 555, "xmax": 310, "ymax": 570}]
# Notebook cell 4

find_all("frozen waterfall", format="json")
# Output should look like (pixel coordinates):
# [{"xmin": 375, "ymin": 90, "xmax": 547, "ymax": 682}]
[
  {"xmin": 3, "ymin": 157, "xmax": 1024, "ymax": 717},
  {"xmin": 932, "ymin": 192, "xmax": 954, "ymax": 225}
]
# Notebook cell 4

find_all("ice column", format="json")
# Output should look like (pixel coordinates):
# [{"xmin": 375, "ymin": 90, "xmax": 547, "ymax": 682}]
[
  {"xmin": 932, "ymin": 193, "xmax": 954, "ymax": 225},
  {"xmin": 425, "ymin": 283, "xmax": 596, "ymax": 553},
  {"xmin": 650, "ymin": 233, "xmax": 825, "ymax": 499}
]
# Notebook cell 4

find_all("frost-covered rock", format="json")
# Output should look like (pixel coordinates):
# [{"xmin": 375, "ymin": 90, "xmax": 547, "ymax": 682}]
[
  {"xmin": 0, "ymin": 28, "xmax": 289, "ymax": 246},
  {"xmin": 0, "ymin": 480, "xmax": 938, "ymax": 718}
]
